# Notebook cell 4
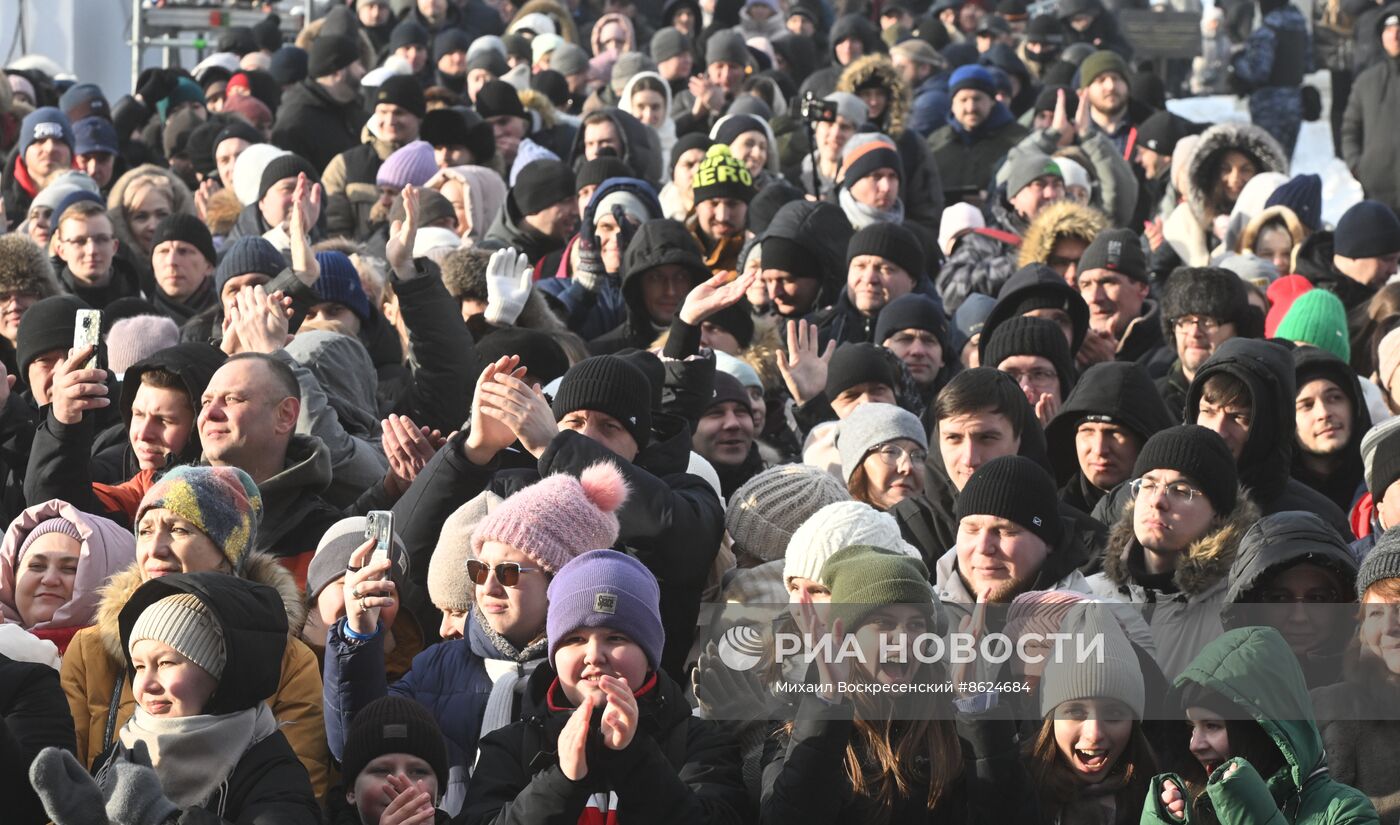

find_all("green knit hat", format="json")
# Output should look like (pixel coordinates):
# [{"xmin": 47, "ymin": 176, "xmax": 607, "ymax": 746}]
[
  {"xmin": 1078, "ymin": 50, "xmax": 1130, "ymax": 91},
  {"xmin": 691, "ymin": 143, "xmax": 755, "ymax": 204},
  {"xmin": 821, "ymin": 544, "xmax": 938, "ymax": 629},
  {"xmin": 1275, "ymin": 288, "xmax": 1351, "ymax": 361}
]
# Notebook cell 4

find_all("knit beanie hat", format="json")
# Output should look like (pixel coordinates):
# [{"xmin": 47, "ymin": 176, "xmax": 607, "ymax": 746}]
[
  {"xmin": 60, "ymin": 83, "xmax": 111, "ymax": 123},
  {"xmin": 825, "ymin": 342, "xmax": 900, "ymax": 399},
  {"xmin": 136, "ymin": 465, "xmax": 263, "ymax": 571},
  {"xmin": 309, "ymin": 35, "xmax": 360, "ymax": 77},
  {"xmin": 340, "ymin": 696, "xmax": 449, "ymax": 791},
  {"xmin": 822, "ymin": 545, "xmax": 937, "ymax": 628},
  {"xmin": 73, "ymin": 116, "xmax": 119, "ymax": 157},
  {"xmin": 846, "ymin": 222, "xmax": 925, "ymax": 279},
  {"xmin": 19, "ymin": 107, "xmax": 74, "ymax": 156},
  {"xmin": 981, "ymin": 315, "xmax": 1075, "ymax": 400},
  {"xmin": 1264, "ymin": 174, "xmax": 1322, "ymax": 232},
  {"xmin": 257, "ymin": 153, "xmax": 318, "ymax": 203},
  {"xmin": 1004, "ymin": 588, "xmax": 1088, "ymax": 668},
  {"xmin": 1274, "ymin": 289, "xmax": 1350, "ymax": 362},
  {"xmin": 376, "ymin": 140, "xmax": 437, "ymax": 189},
  {"xmin": 231, "ymin": 145, "xmax": 285, "ymax": 207},
  {"xmin": 1363, "ymin": 414, "xmax": 1400, "ymax": 498},
  {"xmin": 17, "ymin": 294, "xmax": 88, "ymax": 377},
  {"xmin": 17, "ymin": 517, "xmax": 83, "ymax": 563},
  {"xmin": 956, "ymin": 455, "xmax": 1062, "ymax": 546},
  {"xmin": 471, "ymin": 462, "xmax": 628, "ymax": 572},
  {"xmin": 214, "ymin": 236, "xmax": 287, "ymax": 295},
  {"xmin": 784, "ymin": 500, "xmax": 921, "ymax": 584},
  {"xmin": 875, "ymin": 293, "xmax": 948, "ymax": 345},
  {"xmin": 1357, "ymin": 529, "xmax": 1400, "ymax": 599},
  {"xmin": 1005, "ymin": 152, "xmax": 1063, "ymax": 197},
  {"xmin": 1078, "ymin": 227, "xmax": 1147, "ymax": 283},
  {"xmin": 576, "ymin": 157, "xmax": 633, "ymax": 191},
  {"xmin": 1160, "ymin": 267, "xmax": 1253, "ymax": 339},
  {"xmin": 949, "ymin": 64, "xmax": 997, "ymax": 97},
  {"xmin": 550, "ymin": 43, "xmax": 590, "ymax": 77},
  {"xmin": 468, "ymin": 49, "xmax": 510, "ymax": 78},
  {"xmin": 1131, "ymin": 425, "xmax": 1237, "ymax": 514},
  {"xmin": 305, "ymin": 516, "xmax": 410, "ymax": 600},
  {"xmin": 824, "ymin": 92, "xmax": 869, "ymax": 126},
  {"xmin": 691, "ymin": 144, "xmax": 755, "ymax": 204},
  {"xmin": 152, "ymin": 213, "xmax": 216, "ymax": 265},
  {"xmin": 427, "ymin": 490, "xmax": 504, "ymax": 611},
  {"xmin": 1039, "ymin": 604, "xmax": 1145, "ymax": 719},
  {"xmin": 513, "ymin": 159, "xmax": 576, "ymax": 215},
  {"xmin": 311, "ymin": 251, "xmax": 372, "ymax": 322},
  {"xmin": 706, "ymin": 29, "xmax": 750, "ymax": 66},
  {"xmin": 1334, "ymin": 200, "xmax": 1400, "ymax": 260},
  {"xmin": 373, "ymin": 74, "xmax": 427, "ymax": 119},
  {"xmin": 838, "ymin": 134, "xmax": 902, "ymax": 191},
  {"xmin": 1077, "ymin": 50, "xmax": 1129, "ymax": 90},
  {"xmin": 837, "ymin": 402, "xmax": 928, "ymax": 483},
  {"xmin": 713, "ymin": 114, "xmax": 768, "ymax": 148},
  {"xmin": 269, "ymin": 46, "xmax": 309, "ymax": 87},
  {"xmin": 725, "ymin": 464, "xmax": 850, "ymax": 562},
  {"xmin": 551, "ymin": 355, "xmax": 653, "ymax": 450},
  {"xmin": 107, "ymin": 315, "xmax": 180, "ymax": 377},
  {"xmin": 651, "ymin": 28, "xmax": 691, "ymax": 64},
  {"xmin": 547, "ymin": 549, "xmax": 664, "ymax": 669},
  {"xmin": 129, "ymin": 592, "xmax": 226, "ymax": 680},
  {"xmin": 474, "ymin": 80, "xmax": 527, "ymax": 120},
  {"xmin": 1264, "ymin": 274, "xmax": 1313, "ymax": 338}
]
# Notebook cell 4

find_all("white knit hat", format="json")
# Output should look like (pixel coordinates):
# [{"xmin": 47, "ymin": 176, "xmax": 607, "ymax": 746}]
[
  {"xmin": 232, "ymin": 143, "xmax": 288, "ymax": 207},
  {"xmin": 783, "ymin": 500, "xmax": 921, "ymax": 585}
]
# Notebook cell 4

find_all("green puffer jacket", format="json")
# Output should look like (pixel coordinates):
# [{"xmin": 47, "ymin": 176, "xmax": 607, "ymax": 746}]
[{"xmin": 1139, "ymin": 627, "xmax": 1378, "ymax": 825}]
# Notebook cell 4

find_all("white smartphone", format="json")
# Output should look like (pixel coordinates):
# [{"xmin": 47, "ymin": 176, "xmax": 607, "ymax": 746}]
[{"xmin": 73, "ymin": 309, "xmax": 101, "ymax": 369}]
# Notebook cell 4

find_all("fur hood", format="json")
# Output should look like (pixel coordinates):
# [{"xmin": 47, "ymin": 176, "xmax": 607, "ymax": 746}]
[
  {"xmin": 1185, "ymin": 122, "xmax": 1288, "ymax": 228},
  {"xmin": 511, "ymin": 0, "xmax": 580, "ymax": 45},
  {"xmin": 1101, "ymin": 486, "xmax": 1259, "ymax": 598},
  {"xmin": 91, "ymin": 553, "xmax": 306, "ymax": 665},
  {"xmin": 520, "ymin": 88, "xmax": 560, "ymax": 131},
  {"xmin": 1016, "ymin": 199, "xmax": 1109, "ymax": 269},
  {"xmin": 836, "ymin": 55, "xmax": 909, "ymax": 139},
  {"xmin": 106, "ymin": 164, "xmax": 196, "ymax": 258},
  {"xmin": 0, "ymin": 233, "xmax": 60, "ymax": 298},
  {"xmin": 1238, "ymin": 204, "xmax": 1308, "ymax": 257},
  {"xmin": 203, "ymin": 187, "xmax": 243, "ymax": 237}
]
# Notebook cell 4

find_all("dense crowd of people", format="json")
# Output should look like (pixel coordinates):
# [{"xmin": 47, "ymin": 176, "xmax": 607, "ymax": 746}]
[{"xmin": 0, "ymin": 0, "xmax": 1399, "ymax": 822}]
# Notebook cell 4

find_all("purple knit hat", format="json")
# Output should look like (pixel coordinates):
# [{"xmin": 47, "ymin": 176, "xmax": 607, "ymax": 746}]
[
  {"xmin": 376, "ymin": 140, "xmax": 437, "ymax": 189},
  {"xmin": 470, "ymin": 462, "xmax": 629, "ymax": 573},
  {"xmin": 17, "ymin": 517, "xmax": 82, "ymax": 562},
  {"xmin": 546, "ymin": 549, "xmax": 664, "ymax": 670}
]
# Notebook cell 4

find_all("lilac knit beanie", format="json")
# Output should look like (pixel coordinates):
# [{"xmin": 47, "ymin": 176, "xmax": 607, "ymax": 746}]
[
  {"xmin": 376, "ymin": 140, "xmax": 437, "ymax": 189},
  {"xmin": 470, "ymin": 461, "xmax": 629, "ymax": 572}
]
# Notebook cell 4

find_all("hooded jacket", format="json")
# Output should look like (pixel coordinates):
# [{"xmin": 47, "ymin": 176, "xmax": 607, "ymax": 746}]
[
  {"xmin": 1016, "ymin": 199, "xmax": 1111, "ymax": 273},
  {"xmin": 1140, "ymin": 627, "xmax": 1379, "ymax": 825},
  {"xmin": 1183, "ymin": 338, "xmax": 1352, "ymax": 535},
  {"xmin": 1221, "ymin": 511, "xmax": 1358, "ymax": 690},
  {"xmin": 461, "ymin": 661, "xmax": 748, "ymax": 825},
  {"xmin": 567, "ymin": 107, "xmax": 664, "ymax": 187},
  {"xmin": 758, "ymin": 200, "xmax": 853, "ymax": 317},
  {"xmin": 623, "ymin": 71, "xmax": 677, "ymax": 171},
  {"xmin": 1, "ymin": 653, "xmax": 76, "ymax": 825},
  {"xmin": 1294, "ymin": 230, "xmax": 1375, "ymax": 367},
  {"xmin": 0, "ymin": 501, "xmax": 135, "ymax": 653},
  {"xmin": 1291, "ymin": 347, "xmax": 1371, "ymax": 514},
  {"xmin": 270, "ymin": 79, "xmax": 365, "ymax": 173},
  {"xmin": 1087, "ymin": 485, "xmax": 1260, "ymax": 679},
  {"xmin": 588, "ymin": 218, "xmax": 710, "ymax": 354},
  {"xmin": 58, "ymin": 553, "xmax": 330, "ymax": 795},
  {"xmin": 797, "ymin": 14, "xmax": 885, "ymax": 101}
]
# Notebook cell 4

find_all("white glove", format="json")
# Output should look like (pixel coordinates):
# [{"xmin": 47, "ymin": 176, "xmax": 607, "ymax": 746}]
[{"xmin": 485, "ymin": 247, "xmax": 533, "ymax": 326}]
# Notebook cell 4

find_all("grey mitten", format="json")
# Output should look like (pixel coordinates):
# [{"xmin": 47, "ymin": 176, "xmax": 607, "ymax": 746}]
[
  {"xmin": 28, "ymin": 746, "xmax": 112, "ymax": 825},
  {"xmin": 105, "ymin": 745, "xmax": 179, "ymax": 825}
]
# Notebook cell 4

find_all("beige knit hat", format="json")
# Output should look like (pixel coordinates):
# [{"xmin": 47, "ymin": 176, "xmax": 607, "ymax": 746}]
[
  {"xmin": 428, "ymin": 490, "xmax": 504, "ymax": 612},
  {"xmin": 128, "ymin": 592, "xmax": 226, "ymax": 680}
]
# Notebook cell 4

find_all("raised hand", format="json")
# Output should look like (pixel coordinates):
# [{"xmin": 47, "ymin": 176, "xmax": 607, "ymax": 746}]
[
  {"xmin": 463, "ymin": 356, "xmax": 526, "ymax": 464},
  {"xmin": 478, "ymin": 369, "xmax": 558, "ymax": 458},
  {"xmin": 598, "ymin": 675, "xmax": 639, "ymax": 751},
  {"xmin": 1051, "ymin": 87, "xmax": 1075, "ymax": 147},
  {"xmin": 228, "ymin": 285, "xmax": 290, "ymax": 354},
  {"xmin": 342, "ymin": 537, "xmax": 396, "ymax": 636},
  {"xmin": 288, "ymin": 172, "xmax": 321, "ymax": 285},
  {"xmin": 679, "ymin": 270, "xmax": 756, "ymax": 326},
  {"xmin": 382, "ymin": 413, "xmax": 444, "ymax": 497},
  {"xmin": 1034, "ymin": 391, "xmax": 1059, "ymax": 429},
  {"xmin": 50, "ymin": 345, "xmax": 109, "ymax": 425},
  {"xmin": 484, "ymin": 247, "xmax": 533, "ymax": 326},
  {"xmin": 386, "ymin": 184, "xmax": 419, "ymax": 280},
  {"xmin": 776, "ymin": 319, "xmax": 835, "ymax": 406},
  {"xmin": 559, "ymin": 694, "xmax": 593, "ymax": 781}
]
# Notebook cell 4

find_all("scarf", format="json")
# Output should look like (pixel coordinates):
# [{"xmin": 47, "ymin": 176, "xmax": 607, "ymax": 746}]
[
  {"xmin": 110, "ymin": 703, "xmax": 278, "ymax": 809},
  {"xmin": 472, "ymin": 603, "xmax": 548, "ymax": 741},
  {"xmin": 839, "ymin": 188, "xmax": 906, "ymax": 231}
]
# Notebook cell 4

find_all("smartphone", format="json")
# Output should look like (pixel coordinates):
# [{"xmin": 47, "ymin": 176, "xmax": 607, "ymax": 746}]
[
  {"xmin": 73, "ymin": 309, "xmax": 101, "ymax": 370},
  {"xmin": 365, "ymin": 510, "xmax": 395, "ymax": 567}
]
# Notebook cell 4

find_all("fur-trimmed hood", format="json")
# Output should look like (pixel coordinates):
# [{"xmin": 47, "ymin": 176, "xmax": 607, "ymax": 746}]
[
  {"xmin": 510, "ymin": 0, "xmax": 580, "ymax": 45},
  {"xmin": 1238, "ymin": 204, "xmax": 1308, "ymax": 258},
  {"xmin": 1016, "ymin": 199, "xmax": 1109, "ymax": 269},
  {"xmin": 1184, "ymin": 122, "xmax": 1288, "ymax": 228},
  {"xmin": 1100, "ymin": 485, "xmax": 1259, "ymax": 599},
  {"xmin": 836, "ymin": 55, "xmax": 909, "ymax": 139},
  {"xmin": 91, "ymin": 553, "xmax": 306, "ymax": 665},
  {"xmin": 0, "ymin": 232, "xmax": 60, "ymax": 298}
]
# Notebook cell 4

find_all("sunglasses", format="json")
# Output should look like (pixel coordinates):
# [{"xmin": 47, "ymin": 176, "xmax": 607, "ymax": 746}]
[{"xmin": 466, "ymin": 559, "xmax": 542, "ymax": 587}]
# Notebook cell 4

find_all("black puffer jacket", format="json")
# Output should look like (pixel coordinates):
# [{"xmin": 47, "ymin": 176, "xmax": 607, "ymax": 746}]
[
  {"xmin": 1290, "ymin": 347, "xmax": 1371, "ymax": 514},
  {"xmin": 588, "ymin": 219, "xmax": 710, "ymax": 355},
  {"xmin": 377, "ymin": 259, "xmax": 479, "ymax": 433},
  {"xmin": 270, "ymin": 80, "xmax": 364, "ymax": 173},
  {"xmin": 1181, "ymin": 338, "xmax": 1351, "ymax": 536},
  {"xmin": 1, "ymin": 653, "xmax": 76, "ymax": 825},
  {"xmin": 460, "ymin": 662, "xmax": 747, "ymax": 825}
]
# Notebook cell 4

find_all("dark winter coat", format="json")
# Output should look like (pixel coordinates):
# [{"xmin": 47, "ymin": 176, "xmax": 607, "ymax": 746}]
[
  {"xmin": 377, "ymin": 260, "xmax": 479, "ymax": 434},
  {"xmin": 589, "ymin": 219, "xmax": 709, "ymax": 355},
  {"xmin": 566, "ymin": 108, "xmax": 664, "ymax": 187},
  {"xmin": 757, "ymin": 201, "xmax": 854, "ymax": 317},
  {"xmin": 1311, "ymin": 655, "xmax": 1400, "ymax": 820},
  {"xmin": 1063, "ymin": 3, "xmax": 1134, "ymax": 59},
  {"xmin": 1044, "ymin": 360, "xmax": 1175, "ymax": 496},
  {"xmin": 460, "ymin": 663, "xmax": 748, "ymax": 825},
  {"xmin": 796, "ymin": 15, "xmax": 885, "ymax": 101},
  {"xmin": 1291, "ymin": 347, "xmax": 1371, "ymax": 514},
  {"xmin": 1155, "ymin": 359, "xmax": 1191, "ymax": 422},
  {"xmin": 1342, "ymin": 53, "xmax": 1400, "ymax": 214},
  {"xmin": 1231, "ymin": 6, "xmax": 1312, "ymax": 155},
  {"xmin": 908, "ymin": 71, "xmax": 951, "ymax": 139},
  {"xmin": 1221, "ymin": 511, "xmax": 1358, "ymax": 690},
  {"xmin": 483, "ymin": 194, "xmax": 567, "ymax": 265},
  {"xmin": 56, "ymin": 256, "xmax": 145, "ymax": 311},
  {"xmin": 1, "ymin": 653, "xmax": 76, "ymax": 825},
  {"xmin": 927, "ymin": 103, "xmax": 1029, "ymax": 202},
  {"xmin": 270, "ymin": 80, "xmax": 365, "ymax": 173}
]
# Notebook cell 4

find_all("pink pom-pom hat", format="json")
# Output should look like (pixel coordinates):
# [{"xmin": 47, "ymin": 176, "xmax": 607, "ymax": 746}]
[{"xmin": 470, "ymin": 461, "xmax": 630, "ymax": 572}]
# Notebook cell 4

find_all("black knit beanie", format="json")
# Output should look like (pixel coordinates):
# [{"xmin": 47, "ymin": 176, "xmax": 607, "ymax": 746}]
[
  {"xmin": 955, "ymin": 455, "xmax": 1062, "ymax": 546},
  {"xmin": 257, "ymin": 154, "xmax": 319, "ymax": 203},
  {"xmin": 513, "ymin": 159, "xmax": 576, "ymax": 216},
  {"xmin": 875, "ymin": 293, "xmax": 947, "ymax": 345},
  {"xmin": 846, "ymin": 222, "xmax": 925, "ymax": 279},
  {"xmin": 475, "ymin": 327, "xmax": 570, "ymax": 386},
  {"xmin": 706, "ymin": 299, "xmax": 756, "ymax": 349},
  {"xmin": 152, "ymin": 213, "xmax": 216, "ymax": 265},
  {"xmin": 374, "ymin": 75, "xmax": 427, "ymax": 120},
  {"xmin": 551, "ymin": 355, "xmax": 653, "ymax": 449},
  {"xmin": 18, "ymin": 294, "xmax": 89, "ymax": 377},
  {"xmin": 341, "ymin": 696, "xmax": 449, "ymax": 791},
  {"xmin": 1131, "ymin": 424, "xmax": 1238, "ymax": 514},
  {"xmin": 308, "ymin": 35, "xmax": 360, "ymax": 78},
  {"xmin": 981, "ymin": 315, "xmax": 1075, "ymax": 400},
  {"xmin": 824, "ymin": 342, "xmax": 899, "ymax": 399},
  {"xmin": 576, "ymin": 156, "xmax": 634, "ymax": 191}
]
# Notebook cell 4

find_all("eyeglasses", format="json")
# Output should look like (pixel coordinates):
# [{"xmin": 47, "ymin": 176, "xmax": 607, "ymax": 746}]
[
  {"xmin": 60, "ymin": 234, "xmax": 114, "ymax": 248},
  {"xmin": 1172, "ymin": 315, "xmax": 1222, "ymax": 334},
  {"xmin": 1129, "ymin": 477, "xmax": 1204, "ymax": 505},
  {"xmin": 1002, "ymin": 367, "xmax": 1058, "ymax": 388},
  {"xmin": 870, "ymin": 443, "xmax": 928, "ymax": 467},
  {"xmin": 466, "ymin": 559, "xmax": 542, "ymax": 587}
]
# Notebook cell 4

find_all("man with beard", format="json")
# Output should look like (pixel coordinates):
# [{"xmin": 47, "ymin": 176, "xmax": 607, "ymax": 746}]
[
  {"xmin": 1155, "ymin": 267, "xmax": 1257, "ymax": 420},
  {"xmin": 686, "ymin": 144, "xmax": 752, "ymax": 277},
  {"xmin": 1079, "ymin": 50, "xmax": 1139, "ymax": 157},
  {"xmin": 937, "ymin": 454, "xmax": 1096, "ymax": 603}
]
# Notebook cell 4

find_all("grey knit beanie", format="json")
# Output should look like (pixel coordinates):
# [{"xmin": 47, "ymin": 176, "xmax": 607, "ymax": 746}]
[
  {"xmin": 1357, "ymin": 530, "xmax": 1400, "ymax": 600},
  {"xmin": 836, "ymin": 403, "xmax": 928, "ymax": 483},
  {"xmin": 725, "ymin": 464, "xmax": 850, "ymax": 562},
  {"xmin": 1039, "ymin": 604, "xmax": 1144, "ymax": 719},
  {"xmin": 428, "ymin": 490, "xmax": 504, "ymax": 611},
  {"xmin": 129, "ymin": 592, "xmax": 226, "ymax": 680}
]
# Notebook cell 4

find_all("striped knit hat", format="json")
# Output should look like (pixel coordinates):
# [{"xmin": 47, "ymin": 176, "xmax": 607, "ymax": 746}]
[
  {"xmin": 129, "ymin": 592, "xmax": 226, "ymax": 680},
  {"xmin": 136, "ymin": 466, "xmax": 263, "ymax": 572}
]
